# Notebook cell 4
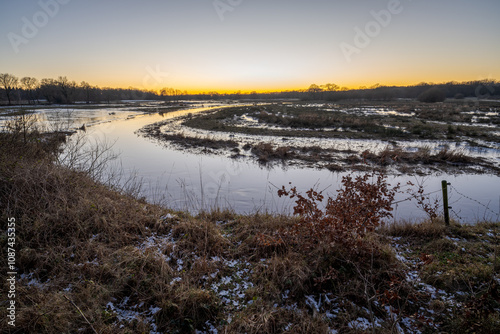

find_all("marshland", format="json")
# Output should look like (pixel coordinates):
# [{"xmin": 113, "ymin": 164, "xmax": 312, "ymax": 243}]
[
  {"xmin": 1, "ymin": 93, "xmax": 499, "ymax": 333},
  {"xmin": 2, "ymin": 0, "xmax": 500, "ymax": 332}
]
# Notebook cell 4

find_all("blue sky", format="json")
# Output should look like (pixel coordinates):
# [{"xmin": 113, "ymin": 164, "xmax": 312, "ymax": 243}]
[{"xmin": 1, "ymin": 0, "xmax": 499, "ymax": 92}]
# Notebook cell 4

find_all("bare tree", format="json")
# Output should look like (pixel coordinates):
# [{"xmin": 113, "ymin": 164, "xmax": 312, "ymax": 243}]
[
  {"xmin": 4, "ymin": 112, "xmax": 38, "ymax": 144},
  {"xmin": 307, "ymin": 84, "xmax": 323, "ymax": 93},
  {"xmin": 0, "ymin": 73, "xmax": 19, "ymax": 105},
  {"xmin": 80, "ymin": 81, "xmax": 92, "ymax": 104},
  {"xmin": 56, "ymin": 76, "xmax": 77, "ymax": 103},
  {"xmin": 21, "ymin": 77, "xmax": 40, "ymax": 104},
  {"xmin": 40, "ymin": 78, "xmax": 58, "ymax": 103},
  {"xmin": 321, "ymin": 83, "xmax": 339, "ymax": 92}
]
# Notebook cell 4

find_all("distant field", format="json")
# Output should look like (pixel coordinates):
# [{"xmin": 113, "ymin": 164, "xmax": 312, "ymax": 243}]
[
  {"xmin": 183, "ymin": 100, "xmax": 500, "ymax": 142},
  {"xmin": 142, "ymin": 100, "xmax": 500, "ymax": 175}
]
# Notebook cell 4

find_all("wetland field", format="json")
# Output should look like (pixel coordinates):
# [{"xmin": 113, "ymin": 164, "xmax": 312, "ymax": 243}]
[
  {"xmin": 1, "ymin": 99, "xmax": 499, "ymax": 222},
  {"xmin": 1, "ymin": 98, "xmax": 499, "ymax": 333},
  {"xmin": 142, "ymin": 100, "xmax": 500, "ymax": 176}
]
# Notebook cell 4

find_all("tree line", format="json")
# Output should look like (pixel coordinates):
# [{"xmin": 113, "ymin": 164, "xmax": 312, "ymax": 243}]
[
  {"xmin": 0, "ymin": 73, "xmax": 177, "ymax": 105},
  {"xmin": 1, "ymin": 73, "xmax": 498, "ymax": 105},
  {"xmin": 303, "ymin": 81, "xmax": 500, "ymax": 102}
]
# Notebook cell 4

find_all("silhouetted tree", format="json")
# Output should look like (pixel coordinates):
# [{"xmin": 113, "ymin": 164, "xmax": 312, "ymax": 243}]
[
  {"xmin": 20, "ymin": 77, "xmax": 39, "ymax": 104},
  {"xmin": 56, "ymin": 76, "xmax": 76, "ymax": 103},
  {"xmin": 40, "ymin": 78, "xmax": 58, "ymax": 103},
  {"xmin": 418, "ymin": 87, "xmax": 446, "ymax": 103},
  {"xmin": 0, "ymin": 73, "xmax": 19, "ymax": 105},
  {"xmin": 80, "ymin": 81, "xmax": 92, "ymax": 104},
  {"xmin": 321, "ymin": 83, "xmax": 339, "ymax": 91},
  {"xmin": 308, "ymin": 84, "xmax": 323, "ymax": 93}
]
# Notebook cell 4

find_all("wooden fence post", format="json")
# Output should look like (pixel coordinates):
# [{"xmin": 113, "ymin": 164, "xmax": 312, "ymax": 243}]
[{"xmin": 442, "ymin": 180, "xmax": 450, "ymax": 226}]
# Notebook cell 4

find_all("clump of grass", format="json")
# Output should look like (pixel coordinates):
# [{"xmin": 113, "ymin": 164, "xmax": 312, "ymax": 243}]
[
  {"xmin": 251, "ymin": 142, "xmax": 294, "ymax": 163},
  {"xmin": 171, "ymin": 218, "xmax": 230, "ymax": 257},
  {"xmin": 381, "ymin": 219, "xmax": 447, "ymax": 240},
  {"xmin": 380, "ymin": 219, "xmax": 500, "ymax": 332},
  {"xmin": 226, "ymin": 300, "xmax": 329, "ymax": 334},
  {"xmin": 434, "ymin": 146, "xmax": 473, "ymax": 163},
  {"xmin": 359, "ymin": 145, "xmax": 490, "ymax": 174}
]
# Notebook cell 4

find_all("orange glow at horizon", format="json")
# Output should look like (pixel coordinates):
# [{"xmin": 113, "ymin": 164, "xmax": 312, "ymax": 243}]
[{"xmin": 88, "ymin": 74, "xmax": 498, "ymax": 95}]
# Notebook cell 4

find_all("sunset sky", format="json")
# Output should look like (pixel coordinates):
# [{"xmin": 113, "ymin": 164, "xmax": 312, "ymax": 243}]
[{"xmin": 1, "ymin": 0, "xmax": 499, "ymax": 93}]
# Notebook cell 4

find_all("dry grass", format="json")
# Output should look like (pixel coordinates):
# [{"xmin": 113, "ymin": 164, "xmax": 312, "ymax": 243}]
[
  {"xmin": 380, "ymin": 219, "xmax": 500, "ymax": 332},
  {"xmin": 226, "ymin": 301, "xmax": 329, "ymax": 334},
  {"xmin": 365, "ymin": 145, "xmax": 477, "ymax": 166},
  {"xmin": 380, "ymin": 218, "xmax": 447, "ymax": 240},
  {"xmin": 251, "ymin": 142, "xmax": 295, "ymax": 163}
]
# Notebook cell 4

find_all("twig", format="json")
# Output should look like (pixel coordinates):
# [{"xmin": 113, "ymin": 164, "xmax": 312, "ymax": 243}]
[{"xmin": 63, "ymin": 295, "xmax": 99, "ymax": 334}]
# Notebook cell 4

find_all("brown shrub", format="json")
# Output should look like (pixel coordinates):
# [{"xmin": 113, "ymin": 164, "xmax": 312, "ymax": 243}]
[{"xmin": 268, "ymin": 173, "xmax": 400, "ymax": 249}]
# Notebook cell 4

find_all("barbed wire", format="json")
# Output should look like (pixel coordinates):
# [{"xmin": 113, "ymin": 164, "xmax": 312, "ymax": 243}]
[
  {"xmin": 450, "ymin": 207, "xmax": 465, "ymax": 221},
  {"xmin": 391, "ymin": 182, "xmax": 499, "ymax": 223},
  {"xmin": 392, "ymin": 189, "xmax": 441, "ymax": 205},
  {"xmin": 449, "ymin": 184, "xmax": 500, "ymax": 219}
]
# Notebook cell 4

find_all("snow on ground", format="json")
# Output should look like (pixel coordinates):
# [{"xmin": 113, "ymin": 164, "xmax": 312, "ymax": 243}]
[{"xmin": 106, "ymin": 297, "xmax": 162, "ymax": 333}]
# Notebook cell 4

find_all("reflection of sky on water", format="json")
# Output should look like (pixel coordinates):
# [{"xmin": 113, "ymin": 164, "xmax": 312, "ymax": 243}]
[
  {"xmin": 86, "ymin": 106, "xmax": 498, "ymax": 223},
  {"xmin": 2, "ymin": 102, "xmax": 499, "ymax": 223}
]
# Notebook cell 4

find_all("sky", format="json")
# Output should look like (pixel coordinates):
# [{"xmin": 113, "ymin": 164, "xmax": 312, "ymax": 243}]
[{"xmin": 1, "ymin": 0, "xmax": 499, "ymax": 93}]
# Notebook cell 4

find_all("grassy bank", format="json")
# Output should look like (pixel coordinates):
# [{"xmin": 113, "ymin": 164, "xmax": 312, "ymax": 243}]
[{"xmin": 0, "ymin": 128, "xmax": 499, "ymax": 333}]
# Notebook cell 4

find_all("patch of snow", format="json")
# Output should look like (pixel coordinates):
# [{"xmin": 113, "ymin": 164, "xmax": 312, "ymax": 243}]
[
  {"xmin": 160, "ymin": 213, "xmax": 176, "ymax": 220},
  {"xmin": 225, "ymin": 259, "xmax": 238, "ymax": 268},
  {"xmin": 348, "ymin": 317, "xmax": 373, "ymax": 330},
  {"xmin": 149, "ymin": 306, "xmax": 161, "ymax": 315},
  {"xmin": 176, "ymin": 258, "xmax": 184, "ymax": 271},
  {"xmin": 194, "ymin": 320, "xmax": 219, "ymax": 334},
  {"xmin": 325, "ymin": 311, "xmax": 336, "ymax": 319},
  {"xmin": 170, "ymin": 277, "xmax": 182, "ymax": 285},
  {"xmin": 106, "ymin": 298, "xmax": 162, "ymax": 333},
  {"xmin": 19, "ymin": 272, "xmax": 51, "ymax": 290},
  {"xmin": 305, "ymin": 295, "xmax": 321, "ymax": 312}
]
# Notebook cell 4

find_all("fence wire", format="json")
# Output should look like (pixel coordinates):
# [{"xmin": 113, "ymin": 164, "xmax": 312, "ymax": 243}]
[
  {"xmin": 392, "ymin": 189, "xmax": 441, "ymax": 205},
  {"xmin": 392, "ymin": 182, "xmax": 499, "ymax": 223},
  {"xmin": 448, "ymin": 184, "xmax": 500, "ymax": 221}
]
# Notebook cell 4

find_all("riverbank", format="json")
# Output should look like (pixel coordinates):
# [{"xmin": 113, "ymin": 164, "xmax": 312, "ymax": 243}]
[{"xmin": 0, "ymin": 128, "xmax": 499, "ymax": 333}]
